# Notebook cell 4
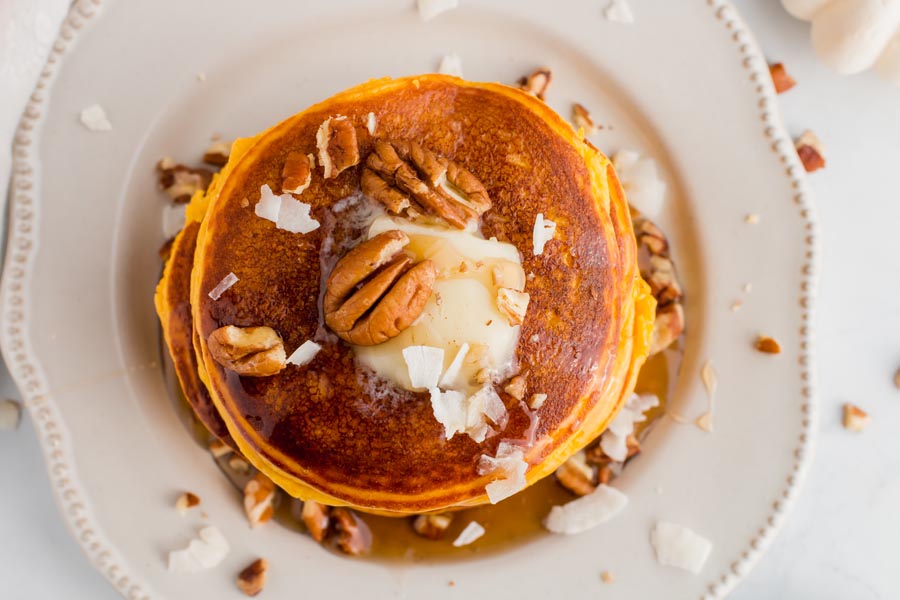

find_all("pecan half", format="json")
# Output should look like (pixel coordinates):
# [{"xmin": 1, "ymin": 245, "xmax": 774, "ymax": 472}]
[
  {"xmin": 282, "ymin": 151, "xmax": 314, "ymax": 194},
  {"xmin": 207, "ymin": 326, "xmax": 286, "ymax": 376},
  {"xmin": 316, "ymin": 116, "xmax": 360, "ymax": 179},
  {"xmin": 324, "ymin": 230, "xmax": 436, "ymax": 346},
  {"xmin": 361, "ymin": 140, "xmax": 491, "ymax": 229},
  {"xmin": 156, "ymin": 158, "xmax": 213, "ymax": 203},
  {"xmin": 331, "ymin": 508, "xmax": 372, "ymax": 556}
]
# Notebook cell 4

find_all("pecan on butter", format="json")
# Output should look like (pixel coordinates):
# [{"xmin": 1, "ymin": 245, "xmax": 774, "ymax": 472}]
[{"xmin": 324, "ymin": 230, "xmax": 436, "ymax": 346}]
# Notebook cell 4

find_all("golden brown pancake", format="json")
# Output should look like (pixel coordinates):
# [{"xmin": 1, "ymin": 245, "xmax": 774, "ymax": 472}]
[
  {"xmin": 156, "ymin": 217, "xmax": 234, "ymax": 446},
  {"xmin": 188, "ymin": 75, "xmax": 654, "ymax": 514}
]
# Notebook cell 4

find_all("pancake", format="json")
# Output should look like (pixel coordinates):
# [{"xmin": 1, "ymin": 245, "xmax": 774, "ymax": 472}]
[{"xmin": 187, "ymin": 75, "xmax": 655, "ymax": 514}]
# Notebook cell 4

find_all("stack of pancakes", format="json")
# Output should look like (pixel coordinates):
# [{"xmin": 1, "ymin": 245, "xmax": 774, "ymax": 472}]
[{"xmin": 155, "ymin": 75, "xmax": 655, "ymax": 516}]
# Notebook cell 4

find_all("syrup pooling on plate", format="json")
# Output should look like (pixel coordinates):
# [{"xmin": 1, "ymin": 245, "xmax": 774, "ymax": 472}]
[{"xmin": 162, "ymin": 344, "xmax": 679, "ymax": 561}]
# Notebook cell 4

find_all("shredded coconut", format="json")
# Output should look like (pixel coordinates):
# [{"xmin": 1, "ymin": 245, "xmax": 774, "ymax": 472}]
[
  {"xmin": 430, "ymin": 388, "xmax": 467, "ymax": 439},
  {"xmin": 532, "ymin": 213, "xmax": 557, "ymax": 256},
  {"xmin": 403, "ymin": 345, "xmax": 445, "ymax": 389},
  {"xmin": 599, "ymin": 393, "xmax": 659, "ymax": 461},
  {"xmin": 255, "ymin": 184, "xmax": 283, "ymax": 222},
  {"xmin": 79, "ymin": 104, "xmax": 112, "ymax": 132},
  {"xmin": 452, "ymin": 521, "xmax": 485, "ymax": 547},
  {"xmin": 604, "ymin": 0, "xmax": 635, "ymax": 24},
  {"xmin": 277, "ymin": 196, "xmax": 320, "ymax": 234},
  {"xmin": 650, "ymin": 521, "xmax": 713, "ymax": 574},
  {"xmin": 543, "ymin": 484, "xmax": 628, "ymax": 535},
  {"xmin": 366, "ymin": 112, "xmax": 377, "ymax": 136},
  {"xmin": 287, "ymin": 340, "xmax": 322, "ymax": 367},
  {"xmin": 612, "ymin": 150, "xmax": 666, "ymax": 217},
  {"xmin": 438, "ymin": 53, "xmax": 464, "ymax": 77},
  {"xmin": 477, "ymin": 442, "xmax": 528, "ymax": 504},
  {"xmin": 162, "ymin": 203, "xmax": 187, "ymax": 238},
  {"xmin": 439, "ymin": 342, "xmax": 470, "ymax": 388},
  {"xmin": 167, "ymin": 526, "xmax": 230, "ymax": 572},
  {"xmin": 417, "ymin": 0, "xmax": 458, "ymax": 21},
  {"xmin": 208, "ymin": 272, "xmax": 238, "ymax": 300}
]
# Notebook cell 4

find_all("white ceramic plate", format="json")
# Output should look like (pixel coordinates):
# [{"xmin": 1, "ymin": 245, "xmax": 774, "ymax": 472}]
[{"xmin": 2, "ymin": 0, "xmax": 817, "ymax": 598}]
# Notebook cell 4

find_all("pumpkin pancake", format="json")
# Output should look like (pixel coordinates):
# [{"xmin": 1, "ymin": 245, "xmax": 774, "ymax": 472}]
[{"xmin": 189, "ymin": 75, "xmax": 655, "ymax": 514}]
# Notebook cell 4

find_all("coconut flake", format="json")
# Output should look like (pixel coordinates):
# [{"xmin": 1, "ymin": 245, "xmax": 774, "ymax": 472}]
[
  {"xmin": 366, "ymin": 112, "xmax": 377, "ymax": 136},
  {"xmin": 167, "ymin": 526, "xmax": 230, "ymax": 572},
  {"xmin": 162, "ymin": 203, "xmax": 187, "ymax": 238},
  {"xmin": 612, "ymin": 150, "xmax": 666, "ymax": 217},
  {"xmin": 650, "ymin": 521, "xmax": 713, "ymax": 574},
  {"xmin": 452, "ymin": 521, "xmax": 485, "ymax": 547},
  {"xmin": 277, "ymin": 196, "xmax": 320, "ymax": 234},
  {"xmin": 208, "ymin": 272, "xmax": 238, "ymax": 300},
  {"xmin": 604, "ymin": 0, "xmax": 635, "ymax": 24},
  {"xmin": 439, "ymin": 343, "xmax": 470, "ymax": 388},
  {"xmin": 287, "ymin": 340, "xmax": 322, "ymax": 367},
  {"xmin": 417, "ymin": 0, "xmax": 458, "ymax": 21},
  {"xmin": 403, "ymin": 346, "xmax": 445, "ymax": 389},
  {"xmin": 532, "ymin": 213, "xmax": 557, "ymax": 256},
  {"xmin": 543, "ymin": 484, "xmax": 629, "ymax": 535},
  {"xmin": 599, "ymin": 393, "xmax": 659, "ymax": 461},
  {"xmin": 438, "ymin": 53, "xmax": 464, "ymax": 77},
  {"xmin": 519, "ymin": 400, "xmax": 540, "ymax": 447},
  {"xmin": 430, "ymin": 388, "xmax": 467, "ymax": 439},
  {"xmin": 477, "ymin": 442, "xmax": 528, "ymax": 504},
  {"xmin": 0, "ymin": 399, "xmax": 22, "ymax": 431},
  {"xmin": 468, "ymin": 385, "xmax": 508, "ymax": 429},
  {"xmin": 255, "ymin": 184, "xmax": 283, "ymax": 222},
  {"xmin": 79, "ymin": 104, "xmax": 112, "ymax": 132}
]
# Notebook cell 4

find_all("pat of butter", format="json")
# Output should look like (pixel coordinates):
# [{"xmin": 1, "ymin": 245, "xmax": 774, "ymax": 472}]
[{"xmin": 354, "ymin": 216, "xmax": 525, "ymax": 392}]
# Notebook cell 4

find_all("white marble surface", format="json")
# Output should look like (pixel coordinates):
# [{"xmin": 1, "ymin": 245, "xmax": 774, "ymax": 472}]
[{"xmin": 1, "ymin": 1, "xmax": 898, "ymax": 598}]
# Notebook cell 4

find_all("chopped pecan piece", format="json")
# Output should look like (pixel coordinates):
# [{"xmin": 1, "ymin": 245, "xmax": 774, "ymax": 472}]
[
  {"xmin": 768, "ymin": 63, "xmax": 796, "ymax": 94},
  {"xmin": 207, "ymin": 326, "xmax": 286, "ymax": 377},
  {"xmin": 243, "ymin": 473, "xmax": 276, "ymax": 528},
  {"xmin": 518, "ymin": 67, "xmax": 552, "ymax": 100},
  {"xmin": 324, "ymin": 230, "xmax": 436, "ymax": 346},
  {"xmin": 175, "ymin": 492, "xmax": 201, "ymax": 515},
  {"xmin": 842, "ymin": 403, "xmax": 870, "ymax": 432},
  {"xmin": 301, "ymin": 501, "xmax": 331, "ymax": 542},
  {"xmin": 795, "ymin": 130, "xmax": 825, "ymax": 172},
  {"xmin": 646, "ymin": 255, "xmax": 682, "ymax": 306},
  {"xmin": 503, "ymin": 374, "xmax": 528, "ymax": 401},
  {"xmin": 572, "ymin": 103, "xmax": 598, "ymax": 135},
  {"xmin": 316, "ymin": 116, "xmax": 360, "ymax": 178},
  {"xmin": 156, "ymin": 158, "xmax": 213, "ymax": 203},
  {"xmin": 496, "ymin": 288, "xmax": 530, "ymax": 326},
  {"xmin": 282, "ymin": 151, "xmax": 314, "ymax": 194},
  {"xmin": 331, "ymin": 508, "xmax": 372, "ymax": 556},
  {"xmin": 203, "ymin": 141, "xmax": 232, "ymax": 167},
  {"xmin": 236, "ymin": 558, "xmax": 267, "ymax": 597},
  {"xmin": 649, "ymin": 302, "xmax": 684, "ymax": 355},
  {"xmin": 754, "ymin": 335, "xmax": 782, "ymax": 354},
  {"xmin": 361, "ymin": 139, "xmax": 491, "ymax": 229},
  {"xmin": 555, "ymin": 453, "xmax": 596, "ymax": 496},
  {"xmin": 412, "ymin": 513, "xmax": 453, "ymax": 540}
]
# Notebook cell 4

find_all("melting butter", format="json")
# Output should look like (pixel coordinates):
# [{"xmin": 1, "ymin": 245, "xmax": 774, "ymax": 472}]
[{"xmin": 354, "ymin": 216, "xmax": 526, "ymax": 392}]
